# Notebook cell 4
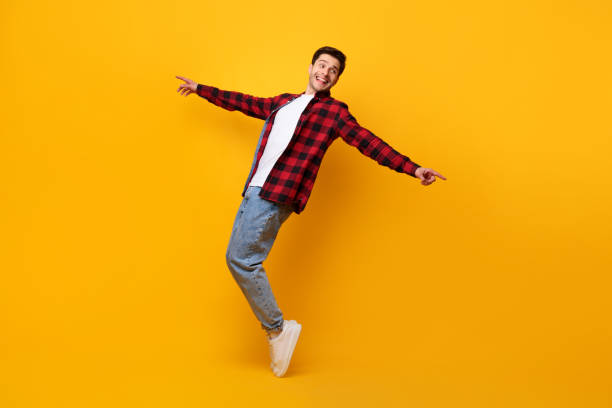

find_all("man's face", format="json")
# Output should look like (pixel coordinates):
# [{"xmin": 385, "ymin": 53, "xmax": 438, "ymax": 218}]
[{"xmin": 308, "ymin": 54, "xmax": 341, "ymax": 93}]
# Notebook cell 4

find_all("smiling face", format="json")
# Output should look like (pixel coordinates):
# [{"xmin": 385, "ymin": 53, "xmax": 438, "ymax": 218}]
[{"xmin": 306, "ymin": 53, "xmax": 341, "ymax": 95}]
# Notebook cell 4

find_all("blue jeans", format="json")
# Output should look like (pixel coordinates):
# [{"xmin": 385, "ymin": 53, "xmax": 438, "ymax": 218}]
[{"xmin": 225, "ymin": 186, "xmax": 293, "ymax": 332}]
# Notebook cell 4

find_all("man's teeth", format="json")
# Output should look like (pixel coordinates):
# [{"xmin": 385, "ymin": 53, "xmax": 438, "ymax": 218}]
[{"xmin": 317, "ymin": 77, "xmax": 328, "ymax": 84}]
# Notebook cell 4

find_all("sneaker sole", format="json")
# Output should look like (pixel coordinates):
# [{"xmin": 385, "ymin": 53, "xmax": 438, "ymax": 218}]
[{"xmin": 274, "ymin": 323, "xmax": 302, "ymax": 377}]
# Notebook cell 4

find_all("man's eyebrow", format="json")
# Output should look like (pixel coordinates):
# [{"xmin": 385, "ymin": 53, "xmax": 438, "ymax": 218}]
[{"xmin": 317, "ymin": 59, "xmax": 339, "ymax": 71}]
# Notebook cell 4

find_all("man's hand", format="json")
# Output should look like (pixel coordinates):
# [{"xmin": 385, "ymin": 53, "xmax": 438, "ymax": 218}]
[
  {"xmin": 176, "ymin": 75, "xmax": 197, "ymax": 96},
  {"xmin": 415, "ymin": 167, "xmax": 447, "ymax": 186}
]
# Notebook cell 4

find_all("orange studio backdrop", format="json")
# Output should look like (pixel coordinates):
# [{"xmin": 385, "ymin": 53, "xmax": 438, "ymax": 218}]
[{"xmin": 2, "ymin": 0, "xmax": 611, "ymax": 407}]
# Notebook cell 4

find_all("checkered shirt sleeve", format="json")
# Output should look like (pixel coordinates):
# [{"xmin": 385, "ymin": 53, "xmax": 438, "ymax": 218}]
[
  {"xmin": 196, "ymin": 84, "xmax": 278, "ymax": 120},
  {"xmin": 335, "ymin": 103, "xmax": 421, "ymax": 177}
]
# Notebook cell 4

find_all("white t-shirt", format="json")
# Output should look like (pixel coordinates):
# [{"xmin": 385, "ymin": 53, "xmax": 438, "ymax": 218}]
[{"xmin": 249, "ymin": 93, "xmax": 314, "ymax": 187}]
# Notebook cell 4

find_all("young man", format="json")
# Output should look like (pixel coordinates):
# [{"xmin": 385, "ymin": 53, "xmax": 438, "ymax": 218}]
[{"xmin": 176, "ymin": 46, "xmax": 446, "ymax": 377}]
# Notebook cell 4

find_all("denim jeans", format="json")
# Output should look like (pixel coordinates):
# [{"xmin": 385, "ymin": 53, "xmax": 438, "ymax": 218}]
[{"xmin": 225, "ymin": 186, "xmax": 293, "ymax": 332}]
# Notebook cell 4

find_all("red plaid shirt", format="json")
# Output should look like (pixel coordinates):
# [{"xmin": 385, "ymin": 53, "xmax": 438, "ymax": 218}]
[{"xmin": 196, "ymin": 84, "xmax": 421, "ymax": 214}]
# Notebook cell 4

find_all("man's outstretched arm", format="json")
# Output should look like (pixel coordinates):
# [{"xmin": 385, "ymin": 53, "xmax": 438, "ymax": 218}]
[
  {"xmin": 335, "ymin": 104, "xmax": 446, "ymax": 185},
  {"xmin": 176, "ymin": 75, "xmax": 277, "ymax": 120}
]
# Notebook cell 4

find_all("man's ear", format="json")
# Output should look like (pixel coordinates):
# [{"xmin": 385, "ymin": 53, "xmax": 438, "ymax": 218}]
[{"xmin": 308, "ymin": 64, "xmax": 312, "ymax": 75}]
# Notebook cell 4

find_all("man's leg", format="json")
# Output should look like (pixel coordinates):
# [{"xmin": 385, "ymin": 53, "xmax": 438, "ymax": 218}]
[{"xmin": 225, "ymin": 186, "xmax": 293, "ymax": 334}]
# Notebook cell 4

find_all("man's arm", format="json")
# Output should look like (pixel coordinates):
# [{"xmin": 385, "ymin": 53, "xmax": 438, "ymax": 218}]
[
  {"xmin": 175, "ymin": 75, "xmax": 277, "ymax": 120},
  {"xmin": 335, "ymin": 103, "xmax": 421, "ymax": 177},
  {"xmin": 195, "ymin": 84, "xmax": 277, "ymax": 120}
]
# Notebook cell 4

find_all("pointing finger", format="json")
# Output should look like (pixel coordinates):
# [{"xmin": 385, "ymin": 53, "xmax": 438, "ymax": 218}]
[{"xmin": 433, "ymin": 170, "xmax": 446, "ymax": 180}]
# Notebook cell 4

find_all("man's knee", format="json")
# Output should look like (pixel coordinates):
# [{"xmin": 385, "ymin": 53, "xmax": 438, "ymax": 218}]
[
  {"xmin": 225, "ymin": 246, "xmax": 233, "ymax": 269},
  {"xmin": 226, "ymin": 242, "xmax": 251, "ymax": 274}
]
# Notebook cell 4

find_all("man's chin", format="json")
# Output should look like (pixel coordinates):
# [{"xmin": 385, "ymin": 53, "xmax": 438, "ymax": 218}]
[{"xmin": 310, "ymin": 81, "xmax": 332, "ymax": 94}]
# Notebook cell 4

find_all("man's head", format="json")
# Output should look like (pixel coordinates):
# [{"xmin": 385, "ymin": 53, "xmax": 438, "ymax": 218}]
[{"xmin": 307, "ymin": 46, "xmax": 346, "ymax": 95}]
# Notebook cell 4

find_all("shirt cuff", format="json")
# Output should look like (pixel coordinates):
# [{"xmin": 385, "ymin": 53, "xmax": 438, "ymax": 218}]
[
  {"xmin": 404, "ymin": 161, "xmax": 421, "ymax": 177},
  {"xmin": 196, "ymin": 83, "xmax": 214, "ymax": 98}
]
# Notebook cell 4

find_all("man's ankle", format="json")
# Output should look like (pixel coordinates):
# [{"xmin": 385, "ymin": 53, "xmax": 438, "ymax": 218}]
[{"xmin": 267, "ymin": 323, "xmax": 284, "ymax": 339}]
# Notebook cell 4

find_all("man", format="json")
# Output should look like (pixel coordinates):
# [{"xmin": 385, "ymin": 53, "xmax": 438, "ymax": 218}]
[{"xmin": 176, "ymin": 46, "xmax": 446, "ymax": 377}]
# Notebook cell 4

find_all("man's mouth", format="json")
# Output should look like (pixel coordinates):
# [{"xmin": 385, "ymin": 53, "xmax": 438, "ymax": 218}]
[{"xmin": 316, "ymin": 76, "xmax": 328, "ymax": 86}]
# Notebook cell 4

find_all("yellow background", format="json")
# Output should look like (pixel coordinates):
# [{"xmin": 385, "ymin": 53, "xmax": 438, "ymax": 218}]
[{"xmin": 2, "ymin": 0, "xmax": 611, "ymax": 406}]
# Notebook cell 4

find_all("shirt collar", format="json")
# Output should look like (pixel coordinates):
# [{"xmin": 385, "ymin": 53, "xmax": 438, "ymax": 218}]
[
  {"xmin": 300, "ymin": 89, "xmax": 332, "ymax": 100},
  {"xmin": 315, "ymin": 89, "xmax": 331, "ymax": 99}
]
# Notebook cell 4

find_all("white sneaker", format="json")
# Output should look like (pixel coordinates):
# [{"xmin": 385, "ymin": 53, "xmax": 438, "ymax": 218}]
[{"xmin": 267, "ymin": 320, "xmax": 302, "ymax": 377}]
